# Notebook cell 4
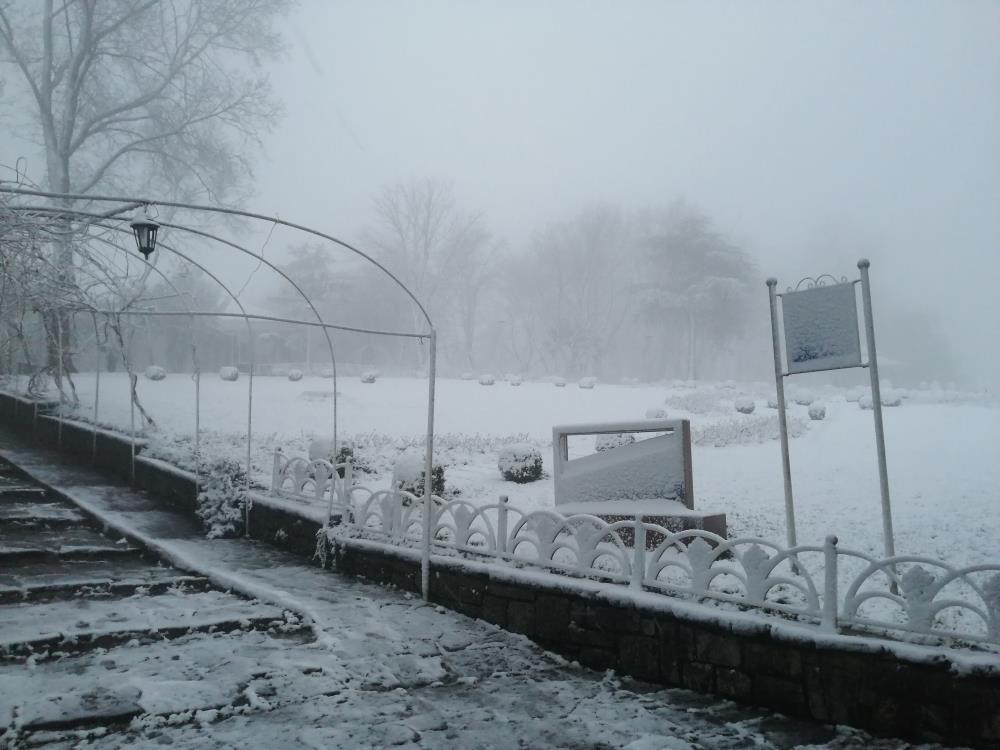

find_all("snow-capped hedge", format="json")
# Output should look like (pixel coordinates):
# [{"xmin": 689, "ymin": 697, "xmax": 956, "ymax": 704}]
[
  {"xmin": 144, "ymin": 365, "xmax": 166, "ymax": 381},
  {"xmin": 693, "ymin": 414, "xmax": 807, "ymax": 447},
  {"xmin": 219, "ymin": 366, "xmax": 239, "ymax": 382},
  {"xmin": 287, "ymin": 369, "xmax": 304, "ymax": 382},
  {"xmin": 595, "ymin": 433, "xmax": 635, "ymax": 452},
  {"xmin": 497, "ymin": 443, "xmax": 543, "ymax": 483},
  {"xmin": 393, "ymin": 453, "xmax": 445, "ymax": 497},
  {"xmin": 734, "ymin": 397, "xmax": 755, "ymax": 415}
]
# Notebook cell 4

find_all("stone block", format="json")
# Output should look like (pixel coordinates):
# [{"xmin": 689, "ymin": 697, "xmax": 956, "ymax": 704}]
[
  {"xmin": 695, "ymin": 631, "xmax": 741, "ymax": 668},
  {"xmin": 535, "ymin": 595, "xmax": 570, "ymax": 639},
  {"xmin": 481, "ymin": 595, "xmax": 507, "ymax": 627},
  {"xmin": 507, "ymin": 601, "xmax": 535, "ymax": 636},
  {"xmin": 754, "ymin": 674, "xmax": 807, "ymax": 717},
  {"xmin": 681, "ymin": 662, "xmax": 715, "ymax": 693},
  {"xmin": 619, "ymin": 636, "xmax": 660, "ymax": 682},
  {"xmin": 743, "ymin": 641, "xmax": 801, "ymax": 678}
]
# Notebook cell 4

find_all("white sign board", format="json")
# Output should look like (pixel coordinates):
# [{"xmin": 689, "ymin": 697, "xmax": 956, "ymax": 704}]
[{"xmin": 781, "ymin": 282, "xmax": 862, "ymax": 374}]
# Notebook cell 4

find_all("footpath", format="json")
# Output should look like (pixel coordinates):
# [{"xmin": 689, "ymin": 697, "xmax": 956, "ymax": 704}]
[{"xmin": 0, "ymin": 428, "xmax": 934, "ymax": 749}]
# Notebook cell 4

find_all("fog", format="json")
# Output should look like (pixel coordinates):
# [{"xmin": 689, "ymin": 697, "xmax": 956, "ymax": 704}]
[
  {"xmin": 2, "ymin": 1, "xmax": 998, "ymax": 386},
  {"xmin": 247, "ymin": 0, "xmax": 998, "ymax": 385}
]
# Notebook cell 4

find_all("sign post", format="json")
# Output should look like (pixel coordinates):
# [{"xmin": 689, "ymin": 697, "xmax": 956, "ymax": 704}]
[{"xmin": 766, "ymin": 259, "xmax": 895, "ymax": 559}]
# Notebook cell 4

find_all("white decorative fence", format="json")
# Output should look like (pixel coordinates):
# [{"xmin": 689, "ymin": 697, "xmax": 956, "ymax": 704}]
[{"xmin": 271, "ymin": 452, "xmax": 1000, "ymax": 651}]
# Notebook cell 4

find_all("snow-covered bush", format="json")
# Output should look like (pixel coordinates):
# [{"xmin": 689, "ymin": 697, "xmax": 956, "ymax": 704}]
[
  {"xmin": 644, "ymin": 406, "xmax": 667, "ymax": 419},
  {"xmin": 509, "ymin": 374, "xmax": 523, "ymax": 386},
  {"xmin": 196, "ymin": 458, "xmax": 247, "ymax": 539},
  {"xmin": 578, "ymin": 376, "xmax": 597, "ymax": 389},
  {"xmin": 309, "ymin": 439, "xmax": 370, "ymax": 476},
  {"xmin": 793, "ymin": 390, "xmax": 814, "ymax": 406},
  {"xmin": 881, "ymin": 390, "xmax": 903, "ymax": 407},
  {"xmin": 219, "ymin": 366, "xmax": 239, "ymax": 382},
  {"xmin": 478, "ymin": 373, "xmax": 495, "ymax": 386},
  {"xmin": 497, "ymin": 443, "xmax": 543, "ymax": 483},
  {"xmin": 734, "ymin": 397, "xmax": 755, "ymax": 415},
  {"xmin": 553, "ymin": 377, "xmax": 566, "ymax": 388},
  {"xmin": 859, "ymin": 394, "xmax": 874, "ymax": 410},
  {"xmin": 845, "ymin": 388, "xmax": 864, "ymax": 403},
  {"xmin": 319, "ymin": 367, "xmax": 334, "ymax": 379},
  {"xmin": 595, "ymin": 433, "xmax": 635, "ymax": 452},
  {"xmin": 808, "ymin": 403, "xmax": 826, "ymax": 420},
  {"xmin": 766, "ymin": 396, "xmax": 786, "ymax": 410},
  {"xmin": 461, "ymin": 372, "xmax": 474, "ymax": 381},
  {"xmin": 361, "ymin": 371, "xmax": 377, "ymax": 384},
  {"xmin": 693, "ymin": 414, "xmax": 807, "ymax": 447},
  {"xmin": 287, "ymin": 369, "xmax": 304, "ymax": 382},
  {"xmin": 144, "ymin": 365, "xmax": 166, "ymax": 381},
  {"xmin": 393, "ymin": 453, "xmax": 445, "ymax": 497}
]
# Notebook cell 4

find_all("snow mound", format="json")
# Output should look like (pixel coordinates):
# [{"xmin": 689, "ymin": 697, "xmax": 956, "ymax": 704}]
[
  {"xmin": 845, "ymin": 387, "xmax": 865, "ymax": 403},
  {"xmin": 766, "ymin": 395, "xmax": 785, "ymax": 409},
  {"xmin": 461, "ymin": 372, "xmax": 474, "ymax": 381},
  {"xmin": 595, "ymin": 433, "xmax": 635, "ymax": 452},
  {"xmin": 498, "ymin": 443, "xmax": 543, "ymax": 483},
  {"xmin": 144, "ymin": 365, "xmax": 166, "ymax": 381},
  {"xmin": 361, "ymin": 371, "xmax": 377, "ymax": 384},
  {"xmin": 734, "ymin": 396, "xmax": 755, "ymax": 414},
  {"xmin": 578, "ymin": 376, "xmax": 597, "ymax": 389},
  {"xmin": 219, "ymin": 366, "xmax": 239, "ymax": 382},
  {"xmin": 808, "ymin": 403, "xmax": 827, "ymax": 420},
  {"xmin": 553, "ymin": 377, "xmax": 567, "ymax": 388},
  {"xmin": 882, "ymin": 390, "xmax": 903, "ymax": 407},
  {"xmin": 319, "ymin": 367, "xmax": 334, "ymax": 379},
  {"xmin": 287, "ymin": 369, "xmax": 304, "ymax": 382},
  {"xmin": 478, "ymin": 374, "xmax": 496, "ymax": 386},
  {"xmin": 859, "ymin": 394, "xmax": 874, "ymax": 410},
  {"xmin": 508, "ymin": 374, "xmax": 523, "ymax": 386},
  {"xmin": 793, "ymin": 389, "xmax": 814, "ymax": 406}
]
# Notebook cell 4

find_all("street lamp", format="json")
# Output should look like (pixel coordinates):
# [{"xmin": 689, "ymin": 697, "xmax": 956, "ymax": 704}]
[{"xmin": 130, "ymin": 213, "xmax": 160, "ymax": 259}]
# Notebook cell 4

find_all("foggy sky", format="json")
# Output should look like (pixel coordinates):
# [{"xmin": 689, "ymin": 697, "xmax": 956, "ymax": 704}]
[
  {"xmin": 254, "ymin": 0, "xmax": 999, "ymax": 384},
  {"xmin": 2, "ymin": 1, "xmax": 998, "ymax": 384}
]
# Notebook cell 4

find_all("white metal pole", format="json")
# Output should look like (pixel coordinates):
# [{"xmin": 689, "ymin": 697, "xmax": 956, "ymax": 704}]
[
  {"xmin": 92, "ymin": 315, "xmax": 101, "ymax": 463},
  {"xmin": 766, "ymin": 278, "xmax": 797, "ymax": 549},
  {"xmin": 421, "ymin": 329, "xmax": 437, "ymax": 601},
  {"xmin": 858, "ymin": 259, "xmax": 896, "ymax": 560}
]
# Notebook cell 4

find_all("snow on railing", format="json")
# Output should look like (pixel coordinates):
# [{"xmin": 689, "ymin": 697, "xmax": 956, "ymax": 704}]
[{"xmin": 272, "ymin": 452, "xmax": 1000, "ymax": 650}]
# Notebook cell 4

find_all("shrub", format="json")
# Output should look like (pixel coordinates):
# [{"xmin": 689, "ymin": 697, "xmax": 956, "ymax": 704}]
[
  {"xmin": 196, "ymin": 458, "xmax": 247, "ymax": 538},
  {"xmin": 859, "ymin": 394, "xmax": 874, "ymax": 410},
  {"xmin": 881, "ymin": 390, "xmax": 902, "ymax": 407},
  {"xmin": 553, "ymin": 377, "xmax": 567, "ymax": 388},
  {"xmin": 578, "ymin": 376, "xmax": 597, "ymax": 389},
  {"xmin": 144, "ymin": 365, "xmax": 166, "ymax": 381},
  {"xmin": 287, "ymin": 369, "xmax": 304, "ymax": 382},
  {"xmin": 793, "ymin": 389, "xmax": 814, "ymax": 406},
  {"xmin": 808, "ymin": 403, "xmax": 826, "ymax": 420},
  {"xmin": 478, "ymin": 373, "xmax": 495, "ymax": 386},
  {"xmin": 498, "ymin": 443, "xmax": 543, "ymax": 483},
  {"xmin": 766, "ymin": 396, "xmax": 786, "ymax": 409},
  {"xmin": 734, "ymin": 396, "xmax": 755, "ymax": 414},
  {"xmin": 219, "ymin": 366, "xmax": 239, "ymax": 381},
  {"xmin": 509, "ymin": 374, "xmax": 523, "ymax": 386},
  {"xmin": 393, "ymin": 453, "xmax": 445, "ymax": 497},
  {"xmin": 595, "ymin": 433, "xmax": 635, "ymax": 452},
  {"xmin": 361, "ymin": 371, "xmax": 377, "ymax": 384}
]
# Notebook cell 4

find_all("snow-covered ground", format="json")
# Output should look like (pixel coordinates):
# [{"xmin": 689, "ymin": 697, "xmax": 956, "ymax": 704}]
[{"xmin": 27, "ymin": 372, "xmax": 1000, "ymax": 566}]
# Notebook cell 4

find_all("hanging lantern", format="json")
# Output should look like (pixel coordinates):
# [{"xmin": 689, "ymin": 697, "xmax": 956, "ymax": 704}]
[{"xmin": 130, "ymin": 215, "xmax": 159, "ymax": 259}]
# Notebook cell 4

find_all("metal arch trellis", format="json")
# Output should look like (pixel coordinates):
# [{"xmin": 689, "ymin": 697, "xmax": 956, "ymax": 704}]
[
  {"xmin": 0, "ymin": 186, "xmax": 440, "ymax": 598},
  {"xmin": 786, "ymin": 274, "xmax": 851, "ymax": 293}
]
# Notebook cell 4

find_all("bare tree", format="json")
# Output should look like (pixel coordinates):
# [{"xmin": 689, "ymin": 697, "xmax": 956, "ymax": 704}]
[
  {"xmin": 0, "ymin": 0, "xmax": 289, "ymax": 374},
  {"xmin": 365, "ymin": 179, "xmax": 500, "ymax": 369}
]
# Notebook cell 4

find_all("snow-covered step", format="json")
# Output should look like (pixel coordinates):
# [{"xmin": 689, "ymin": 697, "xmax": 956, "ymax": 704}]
[
  {"xmin": 0, "ymin": 500, "xmax": 87, "ymax": 525},
  {"xmin": 0, "ymin": 589, "xmax": 295, "ymax": 657},
  {"xmin": 0, "ymin": 559, "xmax": 210, "ymax": 605},
  {"xmin": 0, "ymin": 525, "xmax": 139, "ymax": 559}
]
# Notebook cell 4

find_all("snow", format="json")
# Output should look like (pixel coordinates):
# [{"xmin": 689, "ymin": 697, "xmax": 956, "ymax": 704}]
[
  {"xmin": 781, "ymin": 282, "xmax": 863, "ymax": 374},
  {"xmin": 14, "ymin": 373, "xmax": 1000, "ymax": 569}
]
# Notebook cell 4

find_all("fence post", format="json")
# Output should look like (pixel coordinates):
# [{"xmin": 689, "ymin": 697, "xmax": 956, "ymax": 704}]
[
  {"xmin": 271, "ymin": 448, "xmax": 283, "ymax": 492},
  {"xmin": 631, "ymin": 519, "xmax": 647, "ymax": 590},
  {"xmin": 822, "ymin": 535, "xmax": 839, "ymax": 634},
  {"xmin": 496, "ymin": 495, "xmax": 509, "ymax": 563}
]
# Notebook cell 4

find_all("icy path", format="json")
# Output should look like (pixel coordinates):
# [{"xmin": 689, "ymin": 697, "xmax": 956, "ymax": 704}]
[{"xmin": 0, "ymin": 433, "xmax": 959, "ymax": 749}]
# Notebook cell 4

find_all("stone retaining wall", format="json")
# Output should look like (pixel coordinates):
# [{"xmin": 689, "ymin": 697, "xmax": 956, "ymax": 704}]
[{"xmin": 1, "ymin": 388, "xmax": 997, "ymax": 748}]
